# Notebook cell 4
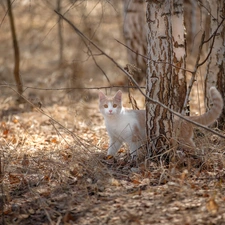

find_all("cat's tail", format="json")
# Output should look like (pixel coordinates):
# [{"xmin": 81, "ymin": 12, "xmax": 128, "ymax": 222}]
[{"xmin": 192, "ymin": 87, "xmax": 223, "ymax": 126}]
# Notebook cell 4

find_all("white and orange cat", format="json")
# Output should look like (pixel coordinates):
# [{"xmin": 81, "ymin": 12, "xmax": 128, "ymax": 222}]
[
  {"xmin": 99, "ymin": 90, "xmax": 146, "ymax": 158},
  {"xmin": 173, "ymin": 87, "xmax": 223, "ymax": 150},
  {"xmin": 99, "ymin": 87, "xmax": 223, "ymax": 157}
]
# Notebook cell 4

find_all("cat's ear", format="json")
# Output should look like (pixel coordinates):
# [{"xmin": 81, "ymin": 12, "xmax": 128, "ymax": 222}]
[
  {"xmin": 114, "ymin": 90, "xmax": 122, "ymax": 101},
  {"xmin": 99, "ymin": 91, "xmax": 107, "ymax": 101}
]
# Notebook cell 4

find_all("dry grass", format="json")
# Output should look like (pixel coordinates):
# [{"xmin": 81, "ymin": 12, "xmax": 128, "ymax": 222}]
[
  {"xmin": 1, "ymin": 1, "xmax": 225, "ymax": 224},
  {"xmin": 1, "ymin": 89, "xmax": 225, "ymax": 224}
]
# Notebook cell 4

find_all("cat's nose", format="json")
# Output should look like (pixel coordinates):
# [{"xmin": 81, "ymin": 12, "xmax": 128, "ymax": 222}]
[{"xmin": 109, "ymin": 110, "xmax": 112, "ymax": 113}]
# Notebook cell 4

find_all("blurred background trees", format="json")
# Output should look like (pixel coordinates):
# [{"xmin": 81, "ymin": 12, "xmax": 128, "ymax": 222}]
[
  {"xmin": 0, "ymin": 0, "xmax": 125, "ymax": 106},
  {"xmin": 6, "ymin": 0, "xmax": 23, "ymax": 97},
  {"xmin": 204, "ymin": 0, "xmax": 225, "ymax": 129},
  {"xmin": 123, "ymin": 0, "xmax": 147, "ymax": 83},
  {"xmin": 0, "ymin": 0, "xmax": 224, "ymax": 123}
]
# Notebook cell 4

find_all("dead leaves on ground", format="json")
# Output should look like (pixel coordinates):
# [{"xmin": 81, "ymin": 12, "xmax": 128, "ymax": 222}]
[
  {"xmin": 206, "ymin": 197, "xmax": 219, "ymax": 215},
  {"xmin": 1, "ymin": 105, "xmax": 225, "ymax": 224}
]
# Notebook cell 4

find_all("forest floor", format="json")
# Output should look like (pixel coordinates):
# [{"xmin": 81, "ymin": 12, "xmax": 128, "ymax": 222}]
[
  {"xmin": 1, "ymin": 87, "xmax": 225, "ymax": 225},
  {"xmin": 1, "ymin": 1, "xmax": 225, "ymax": 224}
]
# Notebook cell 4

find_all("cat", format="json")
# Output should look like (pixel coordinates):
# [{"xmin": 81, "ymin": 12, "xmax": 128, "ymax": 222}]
[
  {"xmin": 99, "ymin": 90, "xmax": 146, "ymax": 158},
  {"xmin": 99, "ymin": 87, "xmax": 223, "ymax": 157},
  {"xmin": 173, "ymin": 86, "xmax": 223, "ymax": 151}
]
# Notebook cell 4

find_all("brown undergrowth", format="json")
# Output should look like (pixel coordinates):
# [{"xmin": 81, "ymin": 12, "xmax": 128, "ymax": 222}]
[
  {"xmin": 0, "ymin": 94, "xmax": 225, "ymax": 225},
  {"xmin": 0, "ymin": 1, "xmax": 225, "ymax": 224}
]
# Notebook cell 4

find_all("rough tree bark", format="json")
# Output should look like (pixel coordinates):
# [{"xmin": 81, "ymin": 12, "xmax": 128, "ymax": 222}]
[
  {"xmin": 205, "ymin": 0, "xmax": 225, "ymax": 129},
  {"xmin": 7, "ymin": 0, "xmax": 23, "ymax": 96},
  {"xmin": 146, "ymin": 0, "xmax": 186, "ymax": 155}
]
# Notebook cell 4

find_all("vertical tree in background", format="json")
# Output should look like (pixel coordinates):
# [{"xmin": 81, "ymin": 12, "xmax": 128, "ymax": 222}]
[
  {"xmin": 146, "ymin": 0, "xmax": 186, "ymax": 155},
  {"xmin": 184, "ymin": 0, "xmax": 210, "ymax": 114},
  {"xmin": 205, "ymin": 0, "xmax": 225, "ymax": 129},
  {"xmin": 7, "ymin": 0, "xmax": 23, "ymax": 96},
  {"xmin": 123, "ymin": 0, "xmax": 147, "ymax": 83},
  {"xmin": 57, "ymin": 0, "xmax": 64, "ymax": 65}
]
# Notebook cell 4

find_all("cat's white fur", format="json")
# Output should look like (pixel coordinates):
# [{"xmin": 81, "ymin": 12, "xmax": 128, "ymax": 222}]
[
  {"xmin": 99, "ymin": 87, "xmax": 223, "ymax": 157},
  {"xmin": 99, "ymin": 90, "xmax": 145, "ymax": 157}
]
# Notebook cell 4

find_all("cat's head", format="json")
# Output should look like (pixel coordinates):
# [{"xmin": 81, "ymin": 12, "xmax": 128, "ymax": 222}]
[{"xmin": 99, "ymin": 90, "xmax": 123, "ymax": 117}]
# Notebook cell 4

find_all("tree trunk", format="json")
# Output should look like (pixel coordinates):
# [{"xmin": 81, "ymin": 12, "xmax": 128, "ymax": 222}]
[
  {"xmin": 123, "ymin": 0, "xmax": 147, "ymax": 83},
  {"xmin": 57, "ymin": 0, "xmax": 64, "ymax": 65},
  {"xmin": 205, "ymin": 0, "xmax": 225, "ymax": 129},
  {"xmin": 146, "ymin": 0, "xmax": 186, "ymax": 156},
  {"xmin": 7, "ymin": 0, "xmax": 23, "ymax": 96},
  {"xmin": 184, "ymin": 0, "xmax": 210, "ymax": 115}
]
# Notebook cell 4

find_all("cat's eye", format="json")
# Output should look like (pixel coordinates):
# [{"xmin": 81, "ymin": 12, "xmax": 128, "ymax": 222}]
[
  {"xmin": 104, "ymin": 104, "xmax": 108, "ymax": 108},
  {"xmin": 113, "ymin": 104, "xmax": 117, "ymax": 108}
]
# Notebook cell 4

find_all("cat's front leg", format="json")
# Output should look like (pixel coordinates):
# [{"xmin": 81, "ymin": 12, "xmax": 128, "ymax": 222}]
[
  {"xmin": 129, "ymin": 142, "xmax": 140, "ymax": 158},
  {"xmin": 107, "ymin": 137, "xmax": 122, "ymax": 157}
]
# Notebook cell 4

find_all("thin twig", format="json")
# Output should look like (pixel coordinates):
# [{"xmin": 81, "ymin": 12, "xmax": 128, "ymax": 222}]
[
  {"xmin": 88, "ymin": 49, "xmax": 111, "ymax": 84},
  {"xmin": 198, "ymin": 0, "xmax": 217, "ymax": 21},
  {"xmin": 44, "ymin": 208, "xmax": 54, "ymax": 225},
  {"xmin": 203, "ymin": 17, "xmax": 224, "ymax": 44},
  {"xmin": 199, "ymin": 17, "xmax": 225, "ymax": 67},
  {"xmin": 57, "ymin": 7, "xmax": 111, "ymax": 84},
  {"xmin": 0, "ymin": 83, "xmax": 146, "ymax": 91},
  {"xmin": 125, "ymin": 64, "xmax": 141, "ymax": 109},
  {"xmin": 182, "ymin": 32, "xmax": 205, "ymax": 113},
  {"xmin": 5, "ymin": 84, "xmax": 94, "ymax": 152},
  {"xmin": 182, "ymin": 16, "xmax": 225, "ymax": 112},
  {"xmin": 80, "ymin": 34, "xmax": 111, "ymax": 84},
  {"xmin": 115, "ymin": 39, "xmax": 194, "ymax": 74},
  {"xmin": 54, "ymin": 11, "xmax": 225, "ymax": 140}
]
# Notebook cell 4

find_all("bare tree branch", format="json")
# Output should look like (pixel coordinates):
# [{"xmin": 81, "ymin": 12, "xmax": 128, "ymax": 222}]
[
  {"xmin": 86, "ymin": 44, "xmax": 111, "ymax": 84},
  {"xmin": 203, "ymin": 17, "xmax": 224, "ymax": 44},
  {"xmin": 53, "ymin": 11, "xmax": 225, "ymax": 140},
  {"xmin": 54, "ymin": 6, "xmax": 111, "ymax": 84},
  {"xmin": 198, "ymin": 0, "xmax": 217, "ymax": 21},
  {"xmin": 183, "ymin": 16, "xmax": 225, "ymax": 113},
  {"xmin": 0, "ymin": 83, "xmax": 145, "ymax": 91},
  {"xmin": 199, "ymin": 17, "xmax": 225, "ymax": 66},
  {"xmin": 115, "ymin": 39, "xmax": 193, "ymax": 74},
  {"xmin": 182, "ymin": 32, "xmax": 206, "ymax": 113},
  {"xmin": 5, "ymin": 84, "xmax": 97, "ymax": 152}
]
